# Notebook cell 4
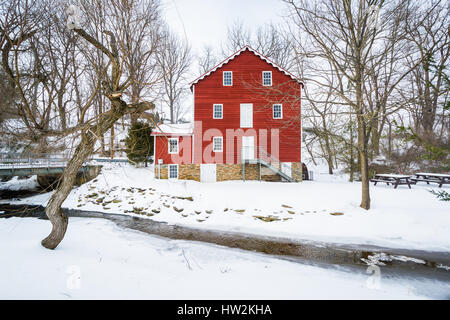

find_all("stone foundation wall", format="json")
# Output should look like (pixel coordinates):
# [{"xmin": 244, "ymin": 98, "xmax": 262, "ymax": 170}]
[
  {"xmin": 292, "ymin": 162, "xmax": 303, "ymax": 182},
  {"xmin": 261, "ymin": 174, "xmax": 282, "ymax": 182},
  {"xmin": 154, "ymin": 162, "xmax": 302, "ymax": 182},
  {"xmin": 154, "ymin": 165, "xmax": 168, "ymax": 179},
  {"xmin": 179, "ymin": 164, "xmax": 200, "ymax": 181},
  {"xmin": 217, "ymin": 163, "xmax": 284, "ymax": 182},
  {"xmin": 216, "ymin": 164, "xmax": 241, "ymax": 181},
  {"xmin": 217, "ymin": 163, "xmax": 263, "ymax": 181}
]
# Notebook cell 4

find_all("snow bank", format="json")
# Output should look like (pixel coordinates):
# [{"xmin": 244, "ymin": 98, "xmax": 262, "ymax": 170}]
[
  {"xmin": 0, "ymin": 175, "xmax": 39, "ymax": 191},
  {"xmin": 4, "ymin": 163, "xmax": 450, "ymax": 252},
  {"xmin": 0, "ymin": 217, "xmax": 438, "ymax": 299}
]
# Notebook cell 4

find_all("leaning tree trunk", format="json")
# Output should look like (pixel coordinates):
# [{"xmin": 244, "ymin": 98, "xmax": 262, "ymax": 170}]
[
  {"xmin": 41, "ymin": 130, "xmax": 96, "ymax": 249},
  {"xmin": 41, "ymin": 100, "xmax": 153, "ymax": 249},
  {"xmin": 40, "ymin": 26, "xmax": 155, "ymax": 249}
]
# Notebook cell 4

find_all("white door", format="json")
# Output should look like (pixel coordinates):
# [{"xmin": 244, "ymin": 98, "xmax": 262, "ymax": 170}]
[
  {"xmin": 200, "ymin": 164, "xmax": 216, "ymax": 182},
  {"xmin": 242, "ymin": 136, "xmax": 255, "ymax": 161},
  {"xmin": 281, "ymin": 162, "xmax": 292, "ymax": 180},
  {"xmin": 240, "ymin": 104, "xmax": 253, "ymax": 128}
]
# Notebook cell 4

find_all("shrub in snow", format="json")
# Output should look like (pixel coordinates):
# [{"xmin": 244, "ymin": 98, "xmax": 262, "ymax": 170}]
[
  {"xmin": 125, "ymin": 121, "xmax": 154, "ymax": 167},
  {"xmin": 429, "ymin": 190, "xmax": 450, "ymax": 201}
]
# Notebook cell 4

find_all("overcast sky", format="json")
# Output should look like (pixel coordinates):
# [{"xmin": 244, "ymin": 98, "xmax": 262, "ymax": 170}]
[{"xmin": 161, "ymin": 0, "xmax": 288, "ymax": 59}]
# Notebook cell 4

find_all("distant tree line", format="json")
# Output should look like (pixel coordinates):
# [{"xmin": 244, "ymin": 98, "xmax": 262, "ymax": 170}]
[{"xmin": 196, "ymin": 0, "xmax": 449, "ymax": 210}]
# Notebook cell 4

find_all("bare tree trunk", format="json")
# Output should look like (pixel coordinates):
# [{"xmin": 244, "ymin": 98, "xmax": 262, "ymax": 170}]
[
  {"xmin": 388, "ymin": 121, "xmax": 392, "ymax": 160},
  {"xmin": 371, "ymin": 126, "xmax": 381, "ymax": 158},
  {"xmin": 349, "ymin": 113, "xmax": 355, "ymax": 182},
  {"xmin": 324, "ymin": 136, "xmax": 334, "ymax": 174},
  {"xmin": 110, "ymin": 124, "xmax": 115, "ymax": 159},
  {"xmin": 41, "ymin": 130, "xmax": 95, "ymax": 249},
  {"xmin": 357, "ymin": 115, "xmax": 371, "ymax": 210},
  {"xmin": 305, "ymin": 141, "xmax": 318, "ymax": 166},
  {"xmin": 99, "ymin": 96, "xmax": 106, "ymax": 156},
  {"xmin": 41, "ymin": 99, "xmax": 153, "ymax": 249}
]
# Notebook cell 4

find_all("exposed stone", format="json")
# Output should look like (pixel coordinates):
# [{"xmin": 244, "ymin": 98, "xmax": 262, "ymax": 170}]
[
  {"xmin": 292, "ymin": 162, "xmax": 303, "ymax": 182},
  {"xmin": 179, "ymin": 164, "xmax": 200, "ymax": 181},
  {"xmin": 329, "ymin": 212, "xmax": 344, "ymax": 216},
  {"xmin": 253, "ymin": 215, "xmax": 281, "ymax": 222},
  {"xmin": 154, "ymin": 165, "xmax": 168, "ymax": 179},
  {"xmin": 154, "ymin": 162, "xmax": 302, "ymax": 182}
]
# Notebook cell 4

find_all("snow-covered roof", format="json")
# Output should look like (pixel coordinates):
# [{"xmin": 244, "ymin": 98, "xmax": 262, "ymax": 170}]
[
  {"xmin": 151, "ymin": 123, "xmax": 193, "ymax": 136},
  {"xmin": 190, "ymin": 45, "xmax": 304, "ymax": 91}
]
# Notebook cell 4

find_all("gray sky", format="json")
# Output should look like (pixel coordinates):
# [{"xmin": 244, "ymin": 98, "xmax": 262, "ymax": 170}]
[{"xmin": 161, "ymin": 0, "xmax": 288, "ymax": 58}]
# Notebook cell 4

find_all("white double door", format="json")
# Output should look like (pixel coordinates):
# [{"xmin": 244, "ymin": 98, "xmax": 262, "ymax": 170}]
[
  {"xmin": 242, "ymin": 136, "xmax": 255, "ymax": 161},
  {"xmin": 200, "ymin": 164, "xmax": 216, "ymax": 182}
]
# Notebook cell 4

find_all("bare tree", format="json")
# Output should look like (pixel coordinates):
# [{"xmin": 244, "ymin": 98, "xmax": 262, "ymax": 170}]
[
  {"xmin": 1, "ymin": 0, "xmax": 161, "ymax": 249},
  {"xmin": 222, "ymin": 19, "xmax": 252, "ymax": 55},
  {"xmin": 284, "ymin": 0, "xmax": 421, "ymax": 209},
  {"xmin": 156, "ymin": 29, "xmax": 192, "ymax": 123},
  {"xmin": 302, "ymin": 69, "xmax": 341, "ymax": 174},
  {"xmin": 78, "ymin": 0, "xmax": 162, "ymax": 158},
  {"xmin": 223, "ymin": 19, "xmax": 295, "ymax": 71},
  {"xmin": 404, "ymin": 0, "xmax": 449, "ymax": 144},
  {"xmin": 0, "ymin": 69, "xmax": 17, "ymax": 125},
  {"xmin": 197, "ymin": 45, "xmax": 218, "ymax": 74}
]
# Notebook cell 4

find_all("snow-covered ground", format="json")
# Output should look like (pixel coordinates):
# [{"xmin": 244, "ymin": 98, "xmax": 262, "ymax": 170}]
[
  {"xmin": 3, "ymin": 163, "xmax": 450, "ymax": 252},
  {"xmin": 0, "ymin": 175, "xmax": 39, "ymax": 191},
  {"xmin": 1, "ymin": 217, "xmax": 446, "ymax": 299}
]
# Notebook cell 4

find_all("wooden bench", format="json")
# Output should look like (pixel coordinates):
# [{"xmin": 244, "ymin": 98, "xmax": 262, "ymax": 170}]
[
  {"xmin": 372, "ymin": 174, "xmax": 413, "ymax": 189},
  {"xmin": 410, "ymin": 178, "xmax": 439, "ymax": 183},
  {"xmin": 370, "ymin": 178, "xmax": 393, "ymax": 185},
  {"xmin": 412, "ymin": 173, "xmax": 450, "ymax": 188}
]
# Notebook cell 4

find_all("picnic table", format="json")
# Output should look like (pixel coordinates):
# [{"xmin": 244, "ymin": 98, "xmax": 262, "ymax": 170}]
[
  {"xmin": 370, "ymin": 174, "xmax": 413, "ymax": 189},
  {"xmin": 411, "ymin": 172, "xmax": 450, "ymax": 188}
]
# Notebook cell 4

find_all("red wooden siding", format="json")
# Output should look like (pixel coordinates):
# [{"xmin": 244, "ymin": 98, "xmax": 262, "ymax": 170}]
[
  {"xmin": 154, "ymin": 135, "xmax": 192, "ymax": 165},
  {"xmin": 193, "ymin": 50, "xmax": 301, "ymax": 164}
]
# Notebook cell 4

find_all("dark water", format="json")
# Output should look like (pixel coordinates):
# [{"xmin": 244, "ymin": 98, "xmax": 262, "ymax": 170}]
[{"xmin": 0, "ymin": 189, "xmax": 41, "ymax": 200}]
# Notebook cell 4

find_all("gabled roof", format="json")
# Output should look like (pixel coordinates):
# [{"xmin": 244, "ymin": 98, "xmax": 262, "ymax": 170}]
[{"xmin": 190, "ymin": 45, "xmax": 304, "ymax": 91}]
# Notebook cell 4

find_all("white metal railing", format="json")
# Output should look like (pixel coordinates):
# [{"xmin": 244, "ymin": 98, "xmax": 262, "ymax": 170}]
[
  {"xmin": 240, "ymin": 146, "xmax": 304, "ymax": 181},
  {"xmin": 257, "ymin": 147, "xmax": 280, "ymax": 167},
  {"xmin": 0, "ymin": 158, "xmax": 68, "ymax": 169},
  {"xmin": 0, "ymin": 153, "xmax": 77, "ymax": 169},
  {"xmin": 241, "ymin": 146, "xmax": 280, "ymax": 164}
]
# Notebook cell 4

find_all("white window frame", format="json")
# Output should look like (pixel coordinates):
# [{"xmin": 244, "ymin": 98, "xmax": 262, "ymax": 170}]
[
  {"xmin": 223, "ymin": 71, "xmax": 233, "ymax": 86},
  {"xmin": 168, "ymin": 137, "xmax": 179, "ymax": 154},
  {"xmin": 168, "ymin": 164, "xmax": 178, "ymax": 180},
  {"xmin": 273, "ymin": 104, "xmax": 283, "ymax": 119},
  {"xmin": 213, "ymin": 136, "xmax": 223, "ymax": 152},
  {"xmin": 263, "ymin": 71, "xmax": 272, "ymax": 86},
  {"xmin": 213, "ymin": 104, "xmax": 223, "ymax": 119}
]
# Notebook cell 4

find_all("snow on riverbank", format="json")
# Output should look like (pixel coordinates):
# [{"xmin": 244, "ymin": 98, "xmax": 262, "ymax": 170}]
[
  {"xmin": 0, "ymin": 175, "xmax": 39, "ymax": 191},
  {"xmin": 0, "ymin": 217, "xmax": 441, "ymax": 299},
  {"xmin": 3, "ymin": 163, "xmax": 450, "ymax": 252}
]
